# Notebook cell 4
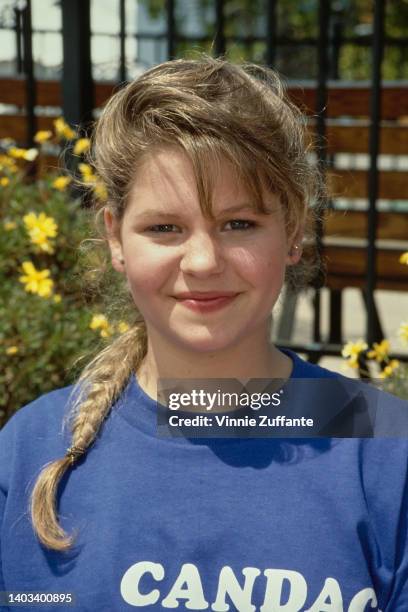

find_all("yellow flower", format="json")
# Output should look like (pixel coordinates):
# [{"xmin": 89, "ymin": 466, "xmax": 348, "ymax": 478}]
[
  {"xmin": 4, "ymin": 221, "xmax": 16, "ymax": 230},
  {"xmin": 399, "ymin": 252, "xmax": 408, "ymax": 265},
  {"xmin": 53, "ymin": 294, "xmax": 62, "ymax": 303},
  {"xmin": 35, "ymin": 236, "xmax": 55, "ymax": 254},
  {"xmin": 73, "ymin": 138, "xmax": 90, "ymax": 155},
  {"xmin": 0, "ymin": 177, "xmax": 9, "ymax": 186},
  {"xmin": 52, "ymin": 175, "xmax": 71, "ymax": 191},
  {"xmin": 341, "ymin": 339, "xmax": 368, "ymax": 369},
  {"xmin": 344, "ymin": 356, "xmax": 359, "ymax": 369},
  {"xmin": 19, "ymin": 261, "xmax": 54, "ymax": 298},
  {"xmin": 23, "ymin": 211, "xmax": 58, "ymax": 253},
  {"xmin": 366, "ymin": 339, "xmax": 390, "ymax": 363},
  {"xmin": 100, "ymin": 328, "xmax": 114, "ymax": 338},
  {"xmin": 398, "ymin": 322, "xmax": 408, "ymax": 343},
  {"xmin": 78, "ymin": 164, "xmax": 106, "ymax": 199},
  {"xmin": 89, "ymin": 314, "xmax": 114, "ymax": 338},
  {"xmin": 90, "ymin": 314, "xmax": 108, "ymax": 330},
  {"xmin": 53, "ymin": 117, "xmax": 76, "ymax": 140},
  {"xmin": 379, "ymin": 359, "xmax": 400, "ymax": 379},
  {"xmin": 8, "ymin": 146, "xmax": 26, "ymax": 159},
  {"xmin": 342, "ymin": 339, "xmax": 368, "ymax": 358},
  {"xmin": 93, "ymin": 180, "xmax": 108, "ymax": 201},
  {"xmin": 117, "ymin": 321, "xmax": 130, "ymax": 334},
  {"xmin": 78, "ymin": 162, "xmax": 93, "ymax": 176},
  {"xmin": 6, "ymin": 346, "xmax": 19, "ymax": 355},
  {"xmin": 0, "ymin": 154, "xmax": 18, "ymax": 173},
  {"xmin": 23, "ymin": 211, "xmax": 58, "ymax": 238},
  {"xmin": 34, "ymin": 130, "xmax": 52, "ymax": 144},
  {"xmin": 8, "ymin": 146, "xmax": 38, "ymax": 161},
  {"xmin": 79, "ymin": 164, "xmax": 106, "ymax": 199},
  {"xmin": 82, "ymin": 172, "xmax": 97, "ymax": 185}
]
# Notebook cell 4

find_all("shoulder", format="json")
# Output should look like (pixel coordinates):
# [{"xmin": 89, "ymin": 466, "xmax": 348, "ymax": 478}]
[
  {"xmin": 280, "ymin": 347, "xmax": 340, "ymax": 379},
  {"xmin": 1, "ymin": 384, "xmax": 77, "ymax": 436},
  {"xmin": 282, "ymin": 348, "xmax": 408, "ymax": 438},
  {"xmin": 0, "ymin": 384, "xmax": 80, "ymax": 480},
  {"xmin": 283, "ymin": 352, "xmax": 408, "ymax": 518}
]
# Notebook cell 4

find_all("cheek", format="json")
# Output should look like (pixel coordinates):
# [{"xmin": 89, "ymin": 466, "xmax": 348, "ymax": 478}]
[
  {"xmin": 232, "ymin": 242, "xmax": 287, "ymax": 285},
  {"xmin": 127, "ymin": 265, "xmax": 164, "ymax": 296},
  {"xmin": 123, "ymin": 243, "xmax": 176, "ymax": 296}
]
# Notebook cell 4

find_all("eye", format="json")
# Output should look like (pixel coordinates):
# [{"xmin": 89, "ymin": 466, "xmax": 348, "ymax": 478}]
[
  {"xmin": 144, "ymin": 219, "xmax": 258, "ymax": 234},
  {"xmin": 146, "ymin": 224, "xmax": 179, "ymax": 233},
  {"xmin": 224, "ymin": 219, "xmax": 257, "ymax": 231}
]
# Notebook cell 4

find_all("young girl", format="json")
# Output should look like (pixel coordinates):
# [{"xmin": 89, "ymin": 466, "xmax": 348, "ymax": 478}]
[{"xmin": 0, "ymin": 54, "xmax": 407, "ymax": 611}]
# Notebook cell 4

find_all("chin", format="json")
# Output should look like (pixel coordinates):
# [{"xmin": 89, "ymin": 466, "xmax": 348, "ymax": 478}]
[{"xmin": 173, "ymin": 330, "xmax": 239, "ymax": 354}]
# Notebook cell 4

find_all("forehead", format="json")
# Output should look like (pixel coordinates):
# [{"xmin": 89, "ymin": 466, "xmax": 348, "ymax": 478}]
[
  {"xmin": 130, "ymin": 148, "xmax": 241, "ymax": 200},
  {"xmin": 126, "ymin": 147, "xmax": 279, "ymax": 216}
]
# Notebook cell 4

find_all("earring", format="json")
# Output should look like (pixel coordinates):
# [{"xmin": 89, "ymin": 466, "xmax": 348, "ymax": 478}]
[{"xmin": 290, "ymin": 244, "xmax": 300, "ymax": 257}]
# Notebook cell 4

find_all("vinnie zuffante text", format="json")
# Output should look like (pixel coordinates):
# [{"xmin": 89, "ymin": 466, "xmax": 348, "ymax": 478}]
[{"xmin": 167, "ymin": 414, "xmax": 314, "ymax": 428}]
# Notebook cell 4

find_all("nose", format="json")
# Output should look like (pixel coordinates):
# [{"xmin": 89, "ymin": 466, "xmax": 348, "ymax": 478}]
[{"xmin": 179, "ymin": 231, "xmax": 225, "ymax": 277}]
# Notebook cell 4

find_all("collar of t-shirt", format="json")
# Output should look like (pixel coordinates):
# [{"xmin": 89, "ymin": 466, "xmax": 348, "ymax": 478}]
[{"xmin": 112, "ymin": 348, "xmax": 338, "ymax": 444}]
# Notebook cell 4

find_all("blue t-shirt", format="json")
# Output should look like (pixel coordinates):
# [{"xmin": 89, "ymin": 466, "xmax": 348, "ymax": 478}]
[{"xmin": 0, "ymin": 349, "xmax": 407, "ymax": 611}]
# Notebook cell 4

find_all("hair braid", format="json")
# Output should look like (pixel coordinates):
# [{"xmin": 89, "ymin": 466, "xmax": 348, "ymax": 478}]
[{"xmin": 29, "ymin": 323, "xmax": 147, "ymax": 551}]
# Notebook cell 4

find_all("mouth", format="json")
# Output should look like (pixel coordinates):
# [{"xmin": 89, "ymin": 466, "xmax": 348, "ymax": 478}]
[
  {"xmin": 172, "ymin": 292, "xmax": 241, "ymax": 313},
  {"xmin": 174, "ymin": 291, "xmax": 240, "ymax": 300}
]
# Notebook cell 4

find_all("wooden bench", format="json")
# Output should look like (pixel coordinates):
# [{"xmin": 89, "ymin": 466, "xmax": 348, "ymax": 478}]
[
  {"xmin": 323, "ymin": 209, "xmax": 408, "ymax": 290},
  {"xmin": 273, "ymin": 82, "xmax": 408, "ymax": 345},
  {"xmin": 320, "ymin": 208, "xmax": 408, "ymax": 343}
]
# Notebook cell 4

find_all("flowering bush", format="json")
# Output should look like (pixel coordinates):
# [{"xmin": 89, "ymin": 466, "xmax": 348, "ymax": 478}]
[
  {"xmin": 341, "ymin": 255, "xmax": 408, "ymax": 400},
  {"xmin": 0, "ymin": 120, "xmax": 132, "ymax": 427}
]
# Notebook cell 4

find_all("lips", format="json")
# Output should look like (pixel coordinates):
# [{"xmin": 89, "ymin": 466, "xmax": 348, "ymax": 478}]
[
  {"xmin": 174, "ymin": 291, "xmax": 239, "ymax": 300},
  {"xmin": 173, "ymin": 292, "xmax": 240, "ymax": 313}
]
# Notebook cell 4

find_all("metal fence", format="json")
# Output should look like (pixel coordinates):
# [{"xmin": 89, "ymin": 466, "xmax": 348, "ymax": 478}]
[{"xmin": 1, "ymin": 0, "xmax": 408, "ymax": 369}]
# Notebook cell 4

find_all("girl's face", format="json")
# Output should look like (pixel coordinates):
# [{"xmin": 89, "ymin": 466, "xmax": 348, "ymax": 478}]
[{"xmin": 104, "ymin": 148, "xmax": 301, "ymax": 354}]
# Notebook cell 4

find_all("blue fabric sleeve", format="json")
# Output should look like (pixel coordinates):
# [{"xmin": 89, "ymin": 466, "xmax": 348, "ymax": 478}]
[
  {"xmin": 0, "ymin": 414, "xmax": 17, "ymax": 609},
  {"xmin": 386, "ymin": 467, "xmax": 408, "ymax": 611},
  {"xmin": 0, "ymin": 489, "xmax": 6, "ymax": 590},
  {"xmin": 0, "ymin": 492, "xmax": 7, "ymax": 612}
]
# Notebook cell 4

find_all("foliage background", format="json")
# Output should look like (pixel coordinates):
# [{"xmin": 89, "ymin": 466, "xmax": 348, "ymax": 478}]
[
  {"xmin": 140, "ymin": 0, "xmax": 408, "ymax": 79},
  {"xmin": 0, "ymin": 141, "xmax": 136, "ymax": 428}
]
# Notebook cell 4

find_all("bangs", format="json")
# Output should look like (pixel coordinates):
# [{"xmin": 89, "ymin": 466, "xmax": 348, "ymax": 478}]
[{"xmin": 173, "ymin": 133, "xmax": 281, "ymax": 222}]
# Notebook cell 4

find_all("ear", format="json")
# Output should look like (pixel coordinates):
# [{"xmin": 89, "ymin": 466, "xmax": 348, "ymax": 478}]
[
  {"xmin": 286, "ymin": 229, "xmax": 304, "ymax": 266},
  {"xmin": 104, "ymin": 207, "xmax": 126, "ymax": 274}
]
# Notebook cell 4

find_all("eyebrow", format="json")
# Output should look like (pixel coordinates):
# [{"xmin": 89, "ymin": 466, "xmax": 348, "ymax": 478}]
[{"xmin": 134, "ymin": 203, "xmax": 267, "ymax": 220}]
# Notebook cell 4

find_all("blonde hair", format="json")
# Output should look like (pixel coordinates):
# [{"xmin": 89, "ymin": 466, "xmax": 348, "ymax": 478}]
[{"xmin": 29, "ymin": 52, "xmax": 324, "ymax": 551}]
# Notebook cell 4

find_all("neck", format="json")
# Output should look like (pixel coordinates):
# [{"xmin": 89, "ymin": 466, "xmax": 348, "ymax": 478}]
[{"xmin": 136, "ymin": 325, "xmax": 293, "ymax": 402}]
